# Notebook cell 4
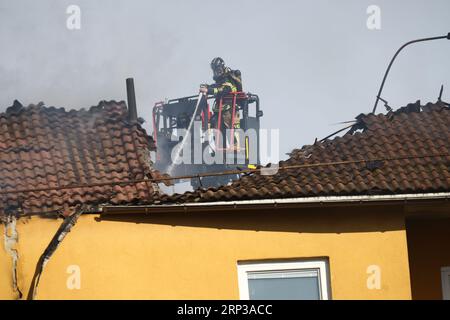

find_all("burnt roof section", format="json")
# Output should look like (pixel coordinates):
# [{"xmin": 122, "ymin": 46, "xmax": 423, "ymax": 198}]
[
  {"xmin": 158, "ymin": 101, "xmax": 450, "ymax": 204},
  {"xmin": 0, "ymin": 100, "xmax": 166, "ymax": 217}
]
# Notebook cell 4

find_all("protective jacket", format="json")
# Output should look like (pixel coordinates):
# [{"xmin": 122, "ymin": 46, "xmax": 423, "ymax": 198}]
[{"xmin": 207, "ymin": 67, "xmax": 242, "ymax": 98}]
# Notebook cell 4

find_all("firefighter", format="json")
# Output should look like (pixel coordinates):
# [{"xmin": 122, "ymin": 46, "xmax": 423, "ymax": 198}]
[
  {"xmin": 221, "ymin": 104, "xmax": 241, "ymax": 152},
  {"xmin": 200, "ymin": 57, "xmax": 242, "ymax": 128},
  {"xmin": 221, "ymin": 104, "xmax": 240, "ymax": 130},
  {"xmin": 199, "ymin": 57, "xmax": 242, "ymax": 110}
]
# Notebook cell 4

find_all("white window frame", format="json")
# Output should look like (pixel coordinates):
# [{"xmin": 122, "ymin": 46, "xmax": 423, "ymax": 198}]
[
  {"xmin": 237, "ymin": 259, "xmax": 330, "ymax": 300},
  {"xmin": 441, "ymin": 267, "xmax": 450, "ymax": 300}
]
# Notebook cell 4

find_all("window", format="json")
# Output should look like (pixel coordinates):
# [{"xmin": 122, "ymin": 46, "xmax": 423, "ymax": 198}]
[
  {"xmin": 442, "ymin": 267, "xmax": 450, "ymax": 300},
  {"xmin": 237, "ymin": 259, "xmax": 330, "ymax": 300}
]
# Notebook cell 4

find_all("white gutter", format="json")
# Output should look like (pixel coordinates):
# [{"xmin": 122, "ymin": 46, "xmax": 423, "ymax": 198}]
[{"xmin": 100, "ymin": 192, "xmax": 450, "ymax": 214}]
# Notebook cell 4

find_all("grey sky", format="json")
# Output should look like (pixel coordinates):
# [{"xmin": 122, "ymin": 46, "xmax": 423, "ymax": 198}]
[{"xmin": 0, "ymin": 0, "xmax": 449, "ymax": 163}]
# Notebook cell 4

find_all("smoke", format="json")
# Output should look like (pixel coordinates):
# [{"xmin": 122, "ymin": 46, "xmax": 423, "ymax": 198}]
[
  {"xmin": 0, "ymin": 1, "xmax": 181, "ymax": 114},
  {"xmin": 1, "ymin": 0, "xmax": 449, "ymax": 164}
]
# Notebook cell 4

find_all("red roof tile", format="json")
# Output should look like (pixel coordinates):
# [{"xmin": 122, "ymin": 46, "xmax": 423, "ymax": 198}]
[
  {"xmin": 160, "ymin": 101, "xmax": 450, "ymax": 204},
  {"xmin": 0, "ymin": 100, "xmax": 166, "ymax": 217}
]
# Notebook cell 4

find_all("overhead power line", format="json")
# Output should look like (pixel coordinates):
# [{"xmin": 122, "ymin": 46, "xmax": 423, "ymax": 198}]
[{"xmin": 0, "ymin": 153, "xmax": 448, "ymax": 196}]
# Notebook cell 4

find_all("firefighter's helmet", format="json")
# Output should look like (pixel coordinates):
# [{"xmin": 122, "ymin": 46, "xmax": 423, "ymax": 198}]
[{"xmin": 211, "ymin": 57, "xmax": 226, "ymax": 79}]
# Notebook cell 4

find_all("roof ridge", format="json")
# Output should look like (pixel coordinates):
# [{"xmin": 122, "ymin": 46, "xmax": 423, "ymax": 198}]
[
  {"xmin": 0, "ymin": 99, "xmax": 162, "ymax": 217},
  {"xmin": 289, "ymin": 101, "xmax": 450, "ymax": 156},
  {"xmin": 1, "ymin": 100, "xmax": 128, "ymax": 118}
]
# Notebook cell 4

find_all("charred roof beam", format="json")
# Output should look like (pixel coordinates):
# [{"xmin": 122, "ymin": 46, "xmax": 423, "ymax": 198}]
[{"xmin": 372, "ymin": 33, "xmax": 450, "ymax": 114}]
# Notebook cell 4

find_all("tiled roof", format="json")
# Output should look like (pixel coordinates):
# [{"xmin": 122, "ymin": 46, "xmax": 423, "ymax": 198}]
[
  {"xmin": 160, "ymin": 101, "xmax": 450, "ymax": 204},
  {"xmin": 0, "ymin": 100, "xmax": 165, "ymax": 217}
]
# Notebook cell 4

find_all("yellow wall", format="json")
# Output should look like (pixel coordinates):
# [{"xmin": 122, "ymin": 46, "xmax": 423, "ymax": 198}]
[
  {"xmin": 406, "ymin": 216, "xmax": 450, "ymax": 300},
  {"xmin": 0, "ymin": 221, "xmax": 15, "ymax": 300},
  {"xmin": 1, "ymin": 207, "xmax": 412, "ymax": 300}
]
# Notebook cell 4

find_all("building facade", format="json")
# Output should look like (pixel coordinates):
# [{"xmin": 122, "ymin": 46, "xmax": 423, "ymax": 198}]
[{"xmin": 1, "ymin": 101, "xmax": 449, "ymax": 300}]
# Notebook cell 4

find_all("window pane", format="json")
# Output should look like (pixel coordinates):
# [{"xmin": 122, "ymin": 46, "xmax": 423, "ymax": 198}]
[
  {"xmin": 248, "ymin": 269, "xmax": 318, "ymax": 279},
  {"xmin": 248, "ymin": 270, "xmax": 321, "ymax": 300}
]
